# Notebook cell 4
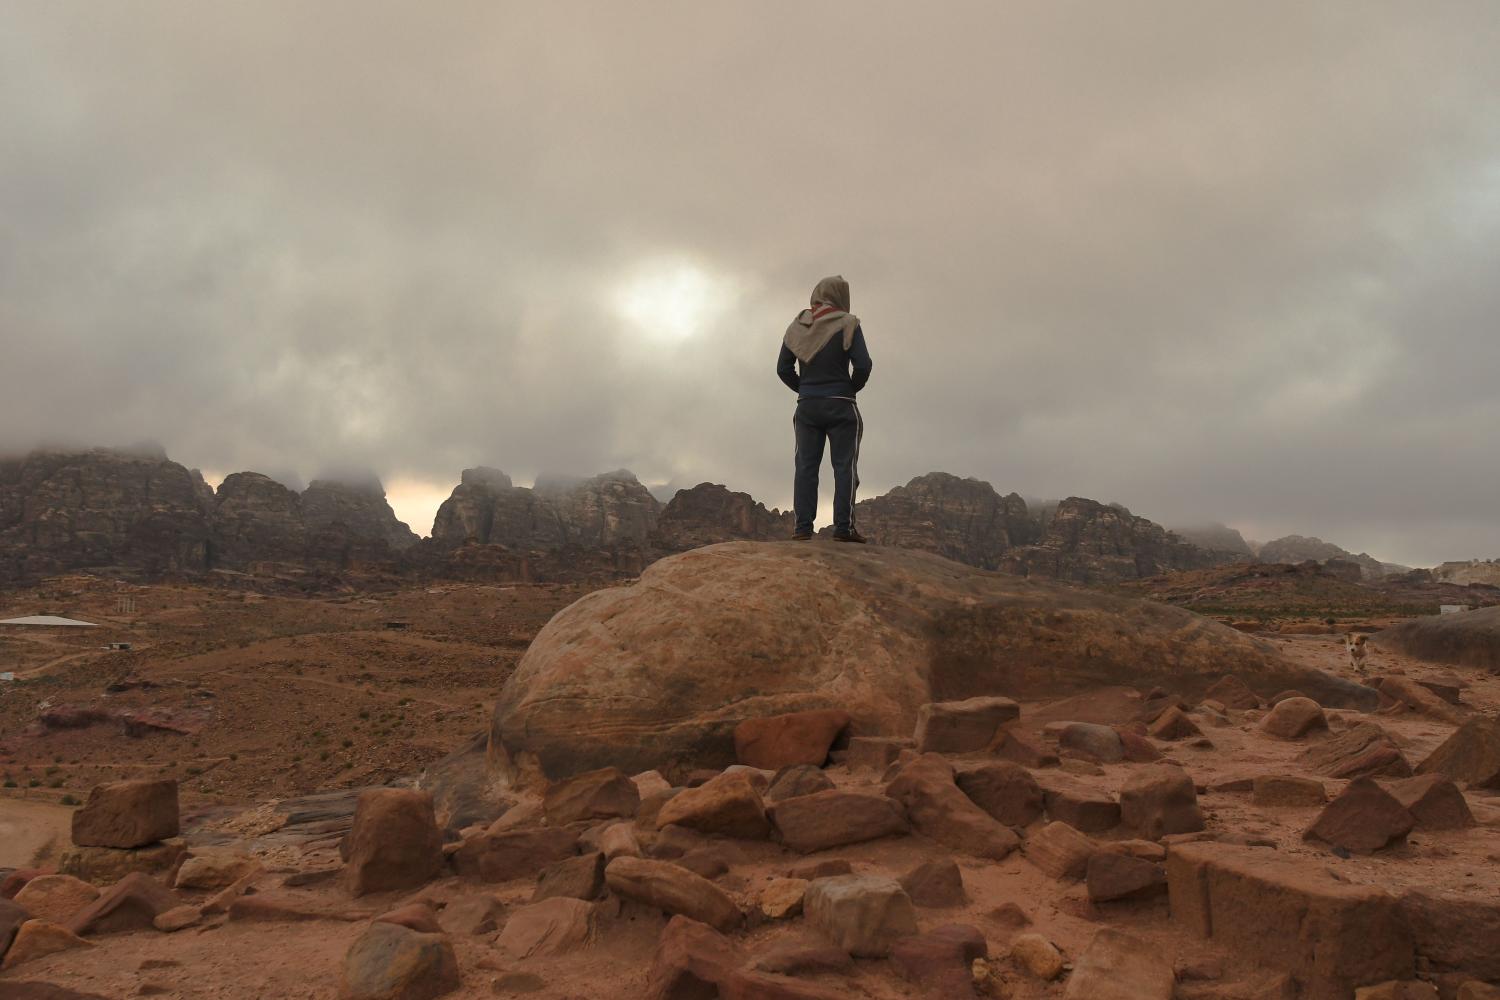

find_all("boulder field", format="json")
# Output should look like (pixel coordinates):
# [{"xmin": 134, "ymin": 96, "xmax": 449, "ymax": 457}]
[{"xmin": 491, "ymin": 541, "xmax": 1374, "ymax": 780}]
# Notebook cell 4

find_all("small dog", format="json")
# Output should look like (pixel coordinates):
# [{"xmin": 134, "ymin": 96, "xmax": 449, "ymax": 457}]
[{"xmin": 1345, "ymin": 632, "xmax": 1369, "ymax": 673}]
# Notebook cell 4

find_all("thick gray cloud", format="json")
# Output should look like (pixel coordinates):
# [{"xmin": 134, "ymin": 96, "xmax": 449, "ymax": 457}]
[{"xmin": 2, "ymin": 2, "xmax": 1498, "ymax": 566}]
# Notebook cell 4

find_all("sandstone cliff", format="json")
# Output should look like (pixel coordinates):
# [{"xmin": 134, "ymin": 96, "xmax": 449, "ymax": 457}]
[
  {"xmin": 1258, "ymin": 534, "xmax": 1386, "ymax": 580},
  {"xmin": 1002, "ymin": 497, "xmax": 1227, "ymax": 585},
  {"xmin": 846, "ymin": 473, "xmax": 1036, "ymax": 570},
  {"xmin": 0, "ymin": 447, "xmax": 213, "ymax": 583},
  {"xmin": 652, "ymin": 482, "xmax": 793, "ymax": 551}
]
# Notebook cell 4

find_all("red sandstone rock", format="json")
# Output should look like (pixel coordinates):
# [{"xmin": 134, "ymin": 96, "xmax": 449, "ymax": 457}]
[
  {"xmin": 374, "ymin": 902, "xmax": 443, "ymax": 934},
  {"xmin": 1204, "ymin": 675, "xmax": 1261, "ymax": 710},
  {"xmin": 70, "ymin": 779, "xmax": 179, "ymax": 849},
  {"xmin": 733, "ymin": 709, "xmax": 850, "ymax": 770},
  {"xmin": 1086, "ymin": 851, "xmax": 1167, "ymax": 903},
  {"xmin": 1058, "ymin": 722, "xmax": 1125, "ymax": 762},
  {"xmin": 449, "ymin": 827, "xmax": 578, "ymax": 883},
  {"xmin": 1384, "ymin": 773, "xmax": 1475, "ymax": 829},
  {"xmin": 1147, "ymin": 705, "xmax": 1202, "ymax": 741},
  {"xmin": 954, "ymin": 761, "xmax": 1044, "ymax": 826},
  {"xmin": 1305, "ymin": 777, "xmax": 1415, "ymax": 853},
  {"xmin": 646, "ymin": 914, "xmax": 741, "ymax": 1000},
  {"xmin": 992, "ymin": 731, "xmax": 1060, "ymax": 768},
  {"xmin": 891, "ymin": 924, "xmax": 987, "ymax": 997},
  {"xmin": 12, "ymin": 875, "xmax": 99, "ymax": 925},
  {"xmin": 764, "ymin": 765, "xmax": 834, "ymax": 802},
  {"xmin": 1120, "ymin": 765, "xmax": 1204, "ymax": 839},
  {"xmin": 885, "ymin": 753, "xmax": 1019, "ymax": 859},
  {"xmin": 66, "ymin": 872, "xmax": 176, "ymax": 936},
  {"xmin": 845, "ymin": 737, "xmax": 911, "ymax": 772},
  {"xmin": 604, "ymin": 857, "xmax": 742, "ymax": 932},
  {"xmin": 532, "ymin": 852, "xmax": 606, "ymax": 902},
  {"xmin": 1300, "ymin": 723, "xmax": 1411, "ymax": 779},
  {"xmin": 1415, "ymin": 717, "xmax": 1500, "ymax": 788},
  {"xmin": 1168, "ymin": 842, "xmax": 1414, "ymax": 995},
  {"xmin": 1064, "ymin": 929, "xmax": 1174, "ymax": 999},
  {"xmin": 1259, "ymin": 697, "xmax": 1328, "ymax": 739},
  {"xmin": 342, "ymin": 789, "xmax": 444, "ymax": 896},
  {"xmin": 898, "ymin": 858, "xmax": 967, "ymax": 907},
  {"xmin": 1252, "ymin": 775, "xmax": 1327, "ymax": 807},
  {"xmin": 340, "ymin": 920, "xmax": 459, "ymax": 1000},
  {"xmin": 766, "ymin": 789, "xmax": 907, "ymax": 853},
  {"xmin": 914, "ymin": 697, "xmax": 1019, "ymax": 753},
  {"xmin": 543, "ymin": 767, "xmax": 640, "ymax": 825},
  {"xmin": 1036, "ymin": 773, "xmax": 1120, "ymax": 832},
  {"xmin": 1023, "ymin": 821, "xmax": 1097, "ymax": 880},
  {"xmin": 495, "ymin": 897, "xmax": 596, "ymax": 960},
  {"xmin": 803, "ymin": 874, "xmax": 918, "ymax": 958},
  {"xmin": 656, "ymin": 771, "xmax": 770, "ymax": 840}
]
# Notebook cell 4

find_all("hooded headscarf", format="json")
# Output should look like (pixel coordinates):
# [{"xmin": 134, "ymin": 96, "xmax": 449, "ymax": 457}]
[{"xmin": 783, "ymin": 275, "xmax": 860, "ymax": 363}]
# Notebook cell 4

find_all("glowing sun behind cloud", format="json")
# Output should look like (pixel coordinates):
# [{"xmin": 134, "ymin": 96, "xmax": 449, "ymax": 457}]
[{"xmin": 612, "ymin": 258, "xmax": 736, "ymax": 343}]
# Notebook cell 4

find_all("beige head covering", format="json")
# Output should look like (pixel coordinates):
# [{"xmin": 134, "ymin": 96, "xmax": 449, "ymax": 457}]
[{"xmin": 783, "ymin": 275, "xmax": 860, "ymax": 363}]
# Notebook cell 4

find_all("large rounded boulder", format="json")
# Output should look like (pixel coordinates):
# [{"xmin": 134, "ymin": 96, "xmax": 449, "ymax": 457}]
[
  {"xmin": 1376, "ymin": 606, "xmax": 1500, "ymax": 672},
  {"xmin": 491, "ymin": 542, "xmax": 1371, "ymax": 779}
]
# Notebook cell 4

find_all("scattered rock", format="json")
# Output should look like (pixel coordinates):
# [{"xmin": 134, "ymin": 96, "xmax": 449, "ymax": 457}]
[
  {"xmin": 1415, "ymin": 717, "xmax": 1500, "ymax": 788},
  {"xmin": 1, "ymin": 897, "xmax": 27, "ymax": 957},
  {"xmin": 1023, "ymin": 821, "xmax": 1096, "ymax": 880},
  {"xmin": 646, "ymin": 914, "xmax": 741, "ymax": 999},
  {"xmin": 1036, "ymin": 774, "xmax": 1121, "ymax": 833},
  {"xmin": 343, "ymin": 789, "xmax": 444, "ymax": 897},
  {"xmin": 1378, "ymin": 676, "xmax": 1464, "ymax": 723},
  {"xmin": 532, "ymin": 852, "xmax": 606, "ymax": 902},
  {"xmin": 341, "ymin": 920, "xmax": 460, "ymax": 1000},
  {"xmin": 58, "ymin": 840, "xmax": 187, "ymax": 887},
  {"xmin": 1, "ymin": 868, "xmax": 52, "ymax": 899},
  {"xmin": 1, "ymin": 919, "xmax": 93, "ymax": 969},
  {"xmin": 955, "ymin": 762, "xmax": 1044, "ymax": 826},
  {"xmin": 764, "ymin": 765, "xmax": 835, "ymax": 803},
  {"xmin": 899, "ymin": 858, "xmax": 966, "ymax": 907},
  {"xmin": 1120, "ymin": 764, "xmax": 1205, "ymax": 839},
  {"xmin": 495, "ymin": 898, "xmax": 596, "ymax": 959},
  {"xmin": 439, "ymin": 894, "xmax": 505, "ymax": 935},
  {"xmin": 1459, "ymin": 983, "xmax": 1500, "ymax": 1000},
  {"xmin": 749, "ymin": 941, "xmax": 852, "ymax": 976},
  {"xmin": 758, "ymin": 878, "xmax": 808, "ymax": 919},
  {"xmin": 604, "ymin": 857, "xmax": 742, "ymax": 932},
  {"xmin": 173, "ymin": 852, "xmax": 260, "ymax": 891},
  {"xmin": 1305, "ymin": 777, "xmax": 1415, "ymax": 853},
  {"xmin": 1087, "ymin": 851, "xmax": 1167, "ymax": 903},
  {"xmin": 992, "ymin": 730, "xmax": 1059, "ymax": 768},
  {"xmin": 885, "ymin": 753, "xmax": 1019, "ymax": 859},
  {"xmin": 1168, "ymin": 842, "xmax": 1413, "ymax": 996},
  {"xmin": 543, "ymin": 767, "xmax": 640, "ymax": 826},
  {"xmin": 1259, "ymin": 697, "xmax": 1328, "ymax": 739},
  {"xmin": 890, "ymin": 924, "xmax": 987, "ymax": 996},
  {"xmin": 1064, "ymin": 928, "xmax": 1174, "ymax": 999},
  {"xmin": 655, "ymin": 771, "xmax": 770, "ymax": 840},
  {"xmin": 803, "ymin": 874, "xmax": 918, "ymax": 958},
  {"xmin": 1398, "ymin": 888, "xmax": 1500, "ymax": 983},
  {"xmin": 1058, "ymin": 722, "xmax": 1125, "ymax": 762},
  {"xmin": 720, "ymin": 970, "xmax": 847, "ymax": 1000},
  {"xmin": 12, "ymin": 875, "xmax": 100, "ymax": 924},
  {"xmin": 786, "ymin": 859, "xmax": 852, "ymax": 881},
  {"xmin": 1147, "ymin": 705, "xmax": 1202, "ymax": 742},
  {"xmin": 1009, "ymin": 932, "xmax": 1065, "ymax": 980},
  {"xmin": 151, "ymin": 905, "xmax": 200, "ymax": 932},
  {"xmin": 1300, "ymin": 723, "xmax": 1412, "ymax": 779},
  {"xmin": 676, "ymin": 847, "xmax": 735, "ymax": 881},
  {"xmin": 66, "ymin": 872, "xmax": 177, "ymax": 936},
  {"xmin": 1116, "ymin": 729, "xmax": 1164, "ymax": 762},
  {"xmin": 734, "ymin": 709, "xmax": 850, "ymax": 770},
  {"xmin": 449, "ymin": 827, "xmax": 578, "ymax": 883},
  {"xmin": 914, "ymin": 697, "xmax": 1019, "ymax": 753},
  {"xmin": 375, "ymin": 902, "xmax": 443, "ymax": 934},
  {"xmin": 593, "ymin": 824, "xmax": 639, "ymax": 862},
  {"xmin": 766, "ymin": 789, "xmax": 908, "ymax": 853},
  {"xmin": 1385, "ymin": 774, "xmax": 1475, "ymax": 829},
  {"xmin": 1252, "ymin": 775, "xmax": 1327, "ymax": 807},
  {"xmin": 70, "ymin": 779, "xmax": 179, "ymax": 849},
  {"xmin": 1204, "ymin": 675, "xmax": 1261, "ymax": 710},
  {"xmin": 846, "ymin": 737, "xmax": 910, "ymax": 772}
]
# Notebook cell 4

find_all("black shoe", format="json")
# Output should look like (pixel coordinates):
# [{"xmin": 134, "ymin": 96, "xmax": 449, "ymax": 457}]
[
  {"xmin": 832, "ymin": 529, "xmax": 868, "ymax": 544},
  {"xmin": 791, "ymin": 531, "xmax": 813, "ymax": 541}
]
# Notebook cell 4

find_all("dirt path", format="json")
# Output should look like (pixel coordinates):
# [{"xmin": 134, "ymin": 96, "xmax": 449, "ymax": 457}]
[{"xmin": 0, "ymin": 795, "xmax": 74, "ymax": 868}]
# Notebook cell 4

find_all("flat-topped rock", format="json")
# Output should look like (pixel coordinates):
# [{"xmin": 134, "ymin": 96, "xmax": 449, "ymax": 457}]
[
  {"xmin": 70, "ymin": 779, "xmax": 179, "ymax": 849},
  {"xmin": 492, "ymin": 542, "xmax": 1356, "ymax": 779}
]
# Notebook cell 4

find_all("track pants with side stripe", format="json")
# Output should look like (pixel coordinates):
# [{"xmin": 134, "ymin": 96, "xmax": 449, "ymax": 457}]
[{"xmin": 792, "ymin": 396, "xmax": 862, "ymax": 535}]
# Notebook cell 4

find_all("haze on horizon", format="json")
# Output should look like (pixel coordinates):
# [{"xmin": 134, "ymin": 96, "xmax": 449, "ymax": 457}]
[{"xmin": 2, "ymin": 2, "xmax": 1499, "ymax": 568}]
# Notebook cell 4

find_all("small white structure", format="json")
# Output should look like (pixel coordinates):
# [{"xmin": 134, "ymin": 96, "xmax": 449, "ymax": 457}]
[
  {"xmin": 1439, "ymin": 605, "xmax": 1471, "ymax": 615},
  {"xmin": 0, "ymin": 615, "xmax": 99, "ymax": 627},
  {"xmin": 0, "ymin": 672, "xmax": 14, "ymax": 682}
]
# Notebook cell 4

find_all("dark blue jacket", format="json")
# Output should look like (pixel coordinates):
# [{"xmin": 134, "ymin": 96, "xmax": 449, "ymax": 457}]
[{"xmin": 777, "ymin": 327, "xmax": 872, "ymax": 399}]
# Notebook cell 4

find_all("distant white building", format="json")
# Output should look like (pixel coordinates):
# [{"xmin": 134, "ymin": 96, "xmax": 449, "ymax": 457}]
[{"xmin": 1440, "ymin": 605, "xmax": 1471, "ymax": 615}]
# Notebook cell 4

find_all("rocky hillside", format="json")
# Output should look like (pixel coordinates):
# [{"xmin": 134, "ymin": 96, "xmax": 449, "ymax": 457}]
[
  {"xmin": 0, "ymin": 448, "xmax": 416, "ymax": 583},
  {"xmin": 1258, "ymin": 534, "xmax": 1386, "ymax": 581},
  {"xmin": 1001, "ymin": 497, "xmax": 1229, "ymax": 585},
  {"xmin": 1171, "ymin": 522, "xmax": 1254, "ymax": 557},
  {"xmin": 846, "ymin": 473, "xmax": 1036, "ymax": 570},
  {"xmin": 651, "ymin": 482, "xmax": 793, "ymax": 550}
]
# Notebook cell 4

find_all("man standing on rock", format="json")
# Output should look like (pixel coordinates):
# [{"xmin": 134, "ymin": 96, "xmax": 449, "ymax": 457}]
[{"xmin": 777, "ymin": 275, "xmax": 873, "ymax": 543}]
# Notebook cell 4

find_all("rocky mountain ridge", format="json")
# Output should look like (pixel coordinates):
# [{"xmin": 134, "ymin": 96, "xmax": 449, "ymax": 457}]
[{"xmin": 0, "ymin": 447, "xmax": 1404, "ymax": 589}]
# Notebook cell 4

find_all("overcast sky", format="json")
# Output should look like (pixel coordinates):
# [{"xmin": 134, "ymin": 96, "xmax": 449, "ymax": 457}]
[{"xmin": 2, "ymin": 2, "xmax": 1499, "ymax": 566}]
